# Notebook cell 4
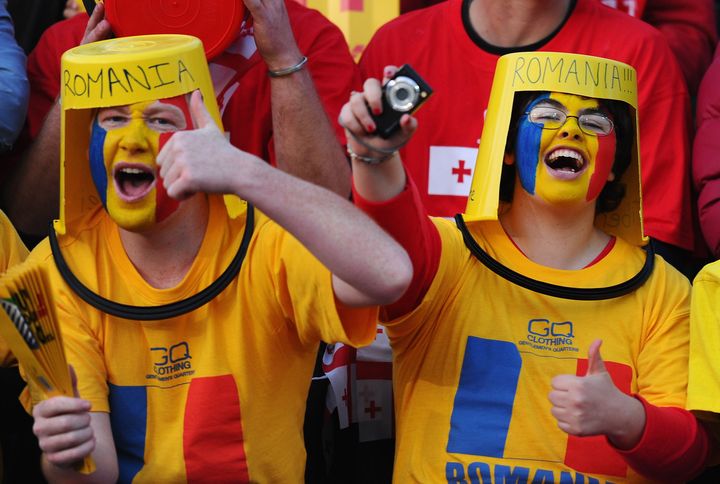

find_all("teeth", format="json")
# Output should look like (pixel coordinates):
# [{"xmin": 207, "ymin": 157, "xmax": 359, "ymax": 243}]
[
  {"xmin": 548, "ymin": 149, "xmax": 584, "ymax": 170},
  {"xmin": 549, "ymin": 149, "xmax": 582, "ymax": 162},
  {"xmin": 120, "ymin": 168, "xmax": 148, "ymax": 175}
]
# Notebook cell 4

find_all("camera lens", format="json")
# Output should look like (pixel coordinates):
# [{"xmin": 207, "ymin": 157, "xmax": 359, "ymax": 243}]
[{"xmin": 385, "ymin": 76, "xmax": 420, "ymax": 112}]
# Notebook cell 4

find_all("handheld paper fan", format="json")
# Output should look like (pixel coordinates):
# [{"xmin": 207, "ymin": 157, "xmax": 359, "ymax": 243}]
[{"xmin": 0, "ymin": 261, "xmax": 95, "ymax": 474}]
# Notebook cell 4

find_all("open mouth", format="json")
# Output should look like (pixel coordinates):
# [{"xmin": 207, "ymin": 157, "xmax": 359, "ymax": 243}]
[
  {"xmin": 113, "ymin": 163, "xmax": 156, "ymax": 202},
  {"xmin": 544, "ymin": 148, "xmax": 587, "ymax": 177}
]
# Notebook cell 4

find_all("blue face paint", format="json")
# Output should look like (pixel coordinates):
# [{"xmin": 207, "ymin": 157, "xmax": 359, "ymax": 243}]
[
  {"xmin": 89, "ymin": 116, "xmax": 108, "ymax": 207},
  {"xmin": 515, "ymin": 93, "xmax": 550, "ymax": 195}
]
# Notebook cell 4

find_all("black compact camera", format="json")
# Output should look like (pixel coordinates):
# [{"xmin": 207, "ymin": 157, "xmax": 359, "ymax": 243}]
[{"xmin": 372, "ymin": 64, "xmax": 433, "ymax": 139}]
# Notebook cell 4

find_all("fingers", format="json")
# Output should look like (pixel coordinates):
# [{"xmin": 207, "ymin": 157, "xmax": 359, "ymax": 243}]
[
  {"xmin": 162, "ymin": 161, "xmax": 192, "ymax": 201},
  {"xmin": 156, "ymin": 139, "xmax": 185, "ymax": 198},
  {"xmin": 346, "ymin": 78, "xmax": 382, "ymax": 134},
  {"xmin": 554, "ymin": 419, "xmax": 576, "ymax": 436},
  {"xmin": 32, "ymin": 397, "xmax": 94, "ymax": 467},
  {"xmin": 156, "ymin": 134, "xmax": 200, "ymax": 201},
  {"xmin": 44, "ymin": 437, "xmax": 96, "ymax": 469},
  {"xmin": 188, "ymin": 90, "xmax": 214, "ymax": 131},
  {"xmin": 548, "ymin": 389, "xmax": 569, "ymax": 407},
  {"xmin": 338, "ymin": 102, "xmax": 364, "ymax": 137},
  {"xmin": 37, "ymin": 417, "xmax": 93, "ymax": 453},
  {"xmin": 586, "ymin": 339, "xmax": 607, "ymax": 376},
  {"xmin": 550, "ymin": 374, "xmax": 576, "ymax": 391},
  {"xmin": 82, "ymin": 3, "xmax": 112, "ymax": 45},
  {"xmin": 399, "ymin": 114, "xmax": 418, "ymax": 137},
  {"xmin": 363, "ymin": 78, "xmax": 384, "ymax": 117},
  {"xmin": 34, "ymin": 397, "xmax": 91, "ymax": 420},
  {"xmin": 382, "ymin": 65, "xmax": 399, "ymax": 84},
  {"xmin": 349, "ymin": 91, "xmax": 377, "ymax": 134}
]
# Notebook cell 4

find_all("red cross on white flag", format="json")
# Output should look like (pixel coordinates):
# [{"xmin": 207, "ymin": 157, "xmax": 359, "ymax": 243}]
[{"xmin": 428, "ymin": 146, "xmax": 479, "ymax": 197}]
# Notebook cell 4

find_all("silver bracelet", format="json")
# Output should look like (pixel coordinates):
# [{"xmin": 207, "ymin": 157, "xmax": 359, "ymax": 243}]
[
  {"xmin": 346, "ymin": 145, "xmax": 396, "ymax": 165},
  {"xmin": 268, "ymin": 56, "xmax": 308, "ymax": 78}
]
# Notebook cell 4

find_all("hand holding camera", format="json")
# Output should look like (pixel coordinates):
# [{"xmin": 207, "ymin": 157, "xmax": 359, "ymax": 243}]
[
  {"xmin": 340, "ymin": 65, "xmax": 432, "ymax": 164},
  {"xmin": 372, "ymin": 64, "xmax": 433, "ymax": 139}
]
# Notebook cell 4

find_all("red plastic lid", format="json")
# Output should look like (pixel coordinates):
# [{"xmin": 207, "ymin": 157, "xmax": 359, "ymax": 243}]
[{"xmin": 104, "ymin": 0, "xmax": 245, "ymax": 60}]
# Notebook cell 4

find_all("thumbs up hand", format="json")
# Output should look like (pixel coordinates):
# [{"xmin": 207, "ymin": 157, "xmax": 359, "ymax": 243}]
[
  {"xmin": 549, "ymin": 339, "xmax": 646, "ymax": 449},
  {"xmin": 157, "ymin": 90, "xmax": 265, "ymax": 201}
]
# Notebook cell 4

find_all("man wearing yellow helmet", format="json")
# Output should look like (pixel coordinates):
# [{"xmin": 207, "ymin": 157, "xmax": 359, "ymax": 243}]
[{"xmin": 24, "ymin": 34, "xmax": 411, "ymax": 483}]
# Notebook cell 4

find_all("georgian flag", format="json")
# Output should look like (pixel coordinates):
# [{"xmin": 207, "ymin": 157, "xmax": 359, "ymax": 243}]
[
  {"xmin": 427, "ymin": 146, "xmax": 479, "ymax": 197},
  {"xmin": 323, "ymin": 342, "xmax": 353, "ymax": 429},
  {"xmin": 323, "ymin": 326, "xmax": 394, "ymax": 441},
  {"xmin": 356, "ymin": 327, "xmax": 393, "ymax": 442}
]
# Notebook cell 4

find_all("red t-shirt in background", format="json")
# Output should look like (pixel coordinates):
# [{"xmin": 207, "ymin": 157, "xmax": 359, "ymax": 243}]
[{"xmin": 360, "ymin": 0, "xmax": 694, "ymax": 250}]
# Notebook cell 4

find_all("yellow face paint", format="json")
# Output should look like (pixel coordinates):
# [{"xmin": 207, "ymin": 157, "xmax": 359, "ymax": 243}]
[
  {"xmin": 92, "ymin": 99, "xmax": 189, "ymax": 231},
  {"xmin": 532, "ymin": 93, "xmax": 616, "ymax": 206}
]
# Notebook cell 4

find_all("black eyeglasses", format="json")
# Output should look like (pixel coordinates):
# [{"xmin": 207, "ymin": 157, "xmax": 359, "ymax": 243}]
[{"xmin": 524, "ymin": 105, "xmax": 614, "ymax": 136}]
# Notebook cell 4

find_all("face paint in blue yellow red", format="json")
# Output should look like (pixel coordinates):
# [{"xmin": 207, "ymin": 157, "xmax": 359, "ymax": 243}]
[
  {"xmin": 89, "ymin": 95, "xmax": 193, "ymax": 231},
  {"xmin": 513, "ymin": 92, "xmax": 616, "ymax": 205}
]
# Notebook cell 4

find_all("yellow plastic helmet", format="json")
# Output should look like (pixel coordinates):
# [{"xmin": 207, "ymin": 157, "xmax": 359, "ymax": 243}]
[
  {"xmin": 58, "ymin": 34, "xmax": 245, "ymax": 236},
  {"xmin": 464, "ymin": 52, "xmax": 645, "ymax": 246}
]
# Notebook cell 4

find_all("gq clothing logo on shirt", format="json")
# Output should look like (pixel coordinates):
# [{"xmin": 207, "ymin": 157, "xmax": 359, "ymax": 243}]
[
  {"xmin": 528, "ymin": 318, "xmax": 574, "ymax": 339},
  {"xmin": 520, "ymin": 318, "xmax": 578, "ymax": 353},
  {"xmin": 147, "ymin": 341, "xmax": 195, "ymax": 381}
]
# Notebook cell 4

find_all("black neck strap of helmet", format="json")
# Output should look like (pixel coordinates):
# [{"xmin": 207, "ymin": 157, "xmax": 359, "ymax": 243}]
[
  {"xmin": 49, "ymin": 204, "xmax": 255, "ymax": 320},
  {"xmin": 454, "ymin": 213, "xmax": 654, "ymax": 300}
]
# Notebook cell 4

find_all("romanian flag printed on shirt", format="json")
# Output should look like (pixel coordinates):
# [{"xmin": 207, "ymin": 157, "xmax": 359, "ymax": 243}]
[{"xmin": 295, "ymin": 0, "xmax": 400, "ymax": 59}]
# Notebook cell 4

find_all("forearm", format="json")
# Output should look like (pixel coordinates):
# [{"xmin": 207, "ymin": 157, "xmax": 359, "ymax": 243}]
[
  {"xmin": 351, "ymin": 153, "xmax": 407, "ymax": 202},
  {"xmin": 3, "ymin": 102, "xmax": 61, "ymax": 235},
  {"xmin": 41, "ymin": 455, "xmax": 104, "ymax": 484},
  {"xmin": 237, "ymin": 158, "xmax": 411, "ymax": 305},
  {"xmin": 269, "ymin": 60, "xmax": 351, "ymax": 198},
  {"xmin": 693, "ymin": 105, "xmax": 720, "ymax": 257},
  {"xmin": 0, "ymin": 2, "xmax": 28, "ymax": 146},
  {"xmin": 614, "ymin": 397, "xmax": 710, "ymax": 481},
  {"xmin": 353, "ymin": 168, "xmax": 440, "ymax": 318},
  {"xmin": 0, "ymin": 60, "xmax": 28, "ymax": 147}
]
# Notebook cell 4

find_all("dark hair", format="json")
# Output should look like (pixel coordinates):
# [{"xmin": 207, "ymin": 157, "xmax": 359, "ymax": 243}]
[{"xmin": 500, "ymin": 91, "xmax": 633, "ymax": 213}]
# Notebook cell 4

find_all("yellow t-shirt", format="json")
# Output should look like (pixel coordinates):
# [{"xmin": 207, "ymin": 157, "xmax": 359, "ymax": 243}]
[
  {"xmin": 0, "ymin": 209, "xmax": 30, "ymax": 367},
  {"xmin": 387, "ymin": 218, "xmax": 690, "ymax": 484},
  {"xmin": 688, "ymin": 262, "xmax": 720, "ymax": 416},
  {"xmin": 28, "ymin": 196, "xmax": 377, "ymax": 483}
]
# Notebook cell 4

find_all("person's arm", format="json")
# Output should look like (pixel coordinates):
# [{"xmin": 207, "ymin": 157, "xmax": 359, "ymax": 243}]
[
  {"xmin": 157, "ymin": 91, "xmax": 412, "ymax": 307},
  {"xmin": 693, "ymin": 53, "xmax": 720, "ymax": 258},
  {"xmin": 614, "ymin": 398, "xmax": 710, "ymax": 481},
  {"xmin": 0, "ymin": 0, "xmax": 28, "ymax": 152},
  {"xmin": 32, "ymin": 377, "xmax": 118, "ymax": 484},
  {"xmin": 2, "ymin": 6, "xmax": 110, "ymax": 236},
  {"xmin": 338, "ymin": 67, "xmax": 442, "ymax": 317},
  {"xmin": 247, "ymin": 0, "xmax": 352, "ymax": 197}
]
